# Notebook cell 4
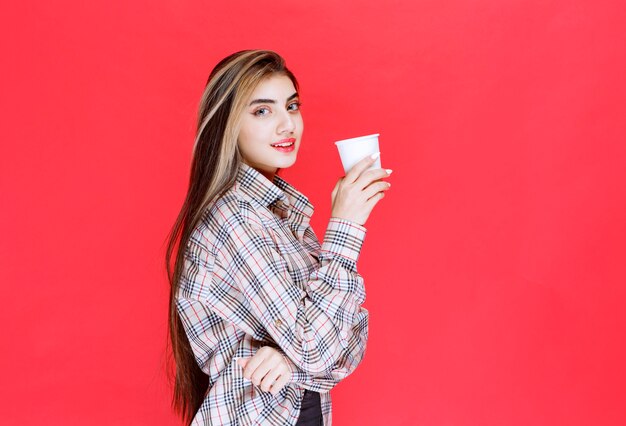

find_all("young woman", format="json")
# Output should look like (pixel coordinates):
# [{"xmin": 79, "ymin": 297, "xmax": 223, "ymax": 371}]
[{"xmin": 165, "ymin": 50, "xmax": 392, "ymax": 425}]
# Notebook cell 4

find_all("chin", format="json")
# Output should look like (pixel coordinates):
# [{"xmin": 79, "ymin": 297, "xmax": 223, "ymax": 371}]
[
  {"xmin": 276, "ymin": 157, "xmax": 297, "ymax": 169},
  {"xmin": 272, "ymin": 150, "xmax": 298, "ymax": 168}
]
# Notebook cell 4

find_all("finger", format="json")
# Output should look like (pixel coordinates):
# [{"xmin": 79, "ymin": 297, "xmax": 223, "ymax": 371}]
[
  {"xmin": 260, "ymin": 367, "xmax": 283, "ymax": 393},
  {"xmin": 250, "ymin": 363, "xmax": 272, "ymax": 386},
  {"xmin": 366, "ymin": 190, "xmax": 386, "ymax": 205},
  {"xmin": 249, "ymin": 353, "xmax": 280, "ymax": 386},
  {"xmin": 242, "ymin": 353, "xmax": 266, "ymax": 382},
  {"xmin": 354, "ymin": 167, "xmax": 392, "ymax": 190},
  {"xmin": 270, "ymin": 372, "xmax": 290, "ymax": 396},
  {"xmin": 237, "ymin": 357, "xmax": 250, "ymax": 369},
  {"xmin": 363, "ymin": 181, "xmax": 391, "ymax": 200},
  {"xmin": 345, "ymin": 152, "xmax": 380, "ymax": 184}
]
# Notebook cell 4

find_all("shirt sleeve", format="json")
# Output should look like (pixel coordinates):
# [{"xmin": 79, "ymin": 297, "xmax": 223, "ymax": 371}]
[
  {"xmin": 209, "ymin": 215, "xmax": 369, "ymax": 376},
  {"xmin": 277, "ymin": 315, "xmax": 368, "ymax": 393}
]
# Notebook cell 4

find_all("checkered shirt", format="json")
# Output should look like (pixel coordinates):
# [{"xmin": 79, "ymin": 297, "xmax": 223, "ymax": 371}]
[{"xmin": 176, "ymin": 162, "xmax": 369, "ymax": 425}]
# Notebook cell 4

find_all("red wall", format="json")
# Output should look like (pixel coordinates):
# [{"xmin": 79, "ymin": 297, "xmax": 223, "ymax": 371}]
[{"xmin": 1, "ymin": 1, "xmax": 625, "ymax": 424}]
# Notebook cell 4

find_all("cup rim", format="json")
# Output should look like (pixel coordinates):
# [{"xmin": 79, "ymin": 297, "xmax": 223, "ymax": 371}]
[{"xmin": 334, "ymin": 133, "xmax": 380, "ymax": 146}]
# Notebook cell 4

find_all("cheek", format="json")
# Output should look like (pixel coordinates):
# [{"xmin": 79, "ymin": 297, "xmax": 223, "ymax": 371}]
[
  {"xmin": 242, "ymin": 119, "xmax": 270, "ymax": 138},
  {"xmin": 238, "ymin": 123, "xmax": 261, "ymax": 147},
  {"xmin": 295, "ymin": 116, "xmax": 304, "ymax": 133},
  {"xmin": 239, "ymin": 130, "xmax": 271, "ymax": 157}
]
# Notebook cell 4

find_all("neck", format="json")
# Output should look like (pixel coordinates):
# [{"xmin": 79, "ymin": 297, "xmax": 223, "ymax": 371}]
[{"xmin": 260, "ymin": 170, "xmax": 275, "ymax": 182}]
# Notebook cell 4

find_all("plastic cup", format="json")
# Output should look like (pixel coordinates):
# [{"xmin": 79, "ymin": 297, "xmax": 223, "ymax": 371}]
[{"xmin": 334, "ymin": 133, "xmax": 382, "ymax": 174}]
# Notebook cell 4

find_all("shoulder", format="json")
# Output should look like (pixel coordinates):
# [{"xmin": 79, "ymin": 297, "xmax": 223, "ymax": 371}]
[{"xmin": 189, "ymin": 183, "xmax": 265, "ymax": 254}]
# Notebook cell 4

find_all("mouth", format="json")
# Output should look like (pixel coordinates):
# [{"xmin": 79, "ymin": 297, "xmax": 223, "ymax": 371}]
[{"xmin": 270, "ymin": 138, "xmax": 296, "ymax": 152}]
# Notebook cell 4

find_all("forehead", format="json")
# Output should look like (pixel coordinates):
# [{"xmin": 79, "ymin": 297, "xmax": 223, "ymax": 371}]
[{"xmin": 249, "ymin": 74, "xmax": 296, "ymax": 99}]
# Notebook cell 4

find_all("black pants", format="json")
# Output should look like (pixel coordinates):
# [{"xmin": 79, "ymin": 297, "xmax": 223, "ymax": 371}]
[{"xmin": 295, "ymin": 389, "xmax": 323, "ymax": 425}]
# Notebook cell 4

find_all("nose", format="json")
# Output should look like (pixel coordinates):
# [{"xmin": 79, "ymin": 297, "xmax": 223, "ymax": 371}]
[{"xmin": 277, "ymin": 108, "xmax": 296, "ymax": 135}]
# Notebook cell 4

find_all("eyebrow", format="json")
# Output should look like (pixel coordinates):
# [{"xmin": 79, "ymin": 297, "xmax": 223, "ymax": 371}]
[{"xmin": 248, "ymin": 92, "xmax": 299, "ymax": 106}]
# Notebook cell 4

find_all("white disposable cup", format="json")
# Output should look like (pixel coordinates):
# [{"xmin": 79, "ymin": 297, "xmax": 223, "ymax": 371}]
[{"xmin": 334, "ymin": 133, "xmax": 382, "ymax": 174}]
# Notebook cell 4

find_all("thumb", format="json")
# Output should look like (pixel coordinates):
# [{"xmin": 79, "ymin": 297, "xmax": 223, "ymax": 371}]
[{"xmin": 237, "ymin": 357, "xmax": 250, "ymax": 368}]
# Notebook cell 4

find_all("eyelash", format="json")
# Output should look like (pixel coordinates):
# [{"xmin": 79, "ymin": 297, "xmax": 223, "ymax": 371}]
[{"xmin": 254, "ymin": 101, "xmax": 302, "ymax": 116}]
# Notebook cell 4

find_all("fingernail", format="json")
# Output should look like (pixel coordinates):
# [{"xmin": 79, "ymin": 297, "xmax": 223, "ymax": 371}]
[
  {"xmin": 386, "ymin": 169, "xmax": 393, "ymax": 174},
  {"xmin": 370, "ymin": 151, "xmax": 380, "ymax": 160}
]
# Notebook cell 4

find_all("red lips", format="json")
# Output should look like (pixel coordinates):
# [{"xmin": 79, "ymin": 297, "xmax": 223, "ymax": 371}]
[{"xmin": 271, "ymin": 138, "xmax": 296, "ymax": 146}]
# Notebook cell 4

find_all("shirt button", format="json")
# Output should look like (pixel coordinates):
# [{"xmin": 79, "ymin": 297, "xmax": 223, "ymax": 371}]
[{"xmin": 275, "ymin": 319, "xmax": 283, "ymax": 328}]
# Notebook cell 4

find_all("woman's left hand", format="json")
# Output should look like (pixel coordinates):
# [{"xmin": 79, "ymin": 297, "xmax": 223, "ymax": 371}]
[{"xmin": 237, "ymin": 346, "xmax": 293, "ymax": 396}]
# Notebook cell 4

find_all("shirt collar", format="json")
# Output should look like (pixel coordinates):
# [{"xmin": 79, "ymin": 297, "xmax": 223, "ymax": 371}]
[{"xmin": 236, "ymin": 162, "xmax": 314, "ymax": 219}]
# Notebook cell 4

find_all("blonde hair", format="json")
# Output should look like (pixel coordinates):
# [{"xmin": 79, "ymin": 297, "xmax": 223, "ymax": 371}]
[{"xmin": 164, "ymin": 50, "xmax": 299, "ymax": 425}]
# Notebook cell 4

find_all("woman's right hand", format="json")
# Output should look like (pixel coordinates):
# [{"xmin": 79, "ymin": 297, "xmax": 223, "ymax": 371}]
[
  {"xmin": 331, "ymin": 153, "xmax": 392, "ymax": 226},
  {"xmin": 237, "ymin": 346, "xmax": 292, "ymax": 396}
]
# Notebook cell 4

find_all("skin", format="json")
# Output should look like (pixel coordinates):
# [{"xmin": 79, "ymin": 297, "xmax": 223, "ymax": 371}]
[
  {"xmin": 237, "ymin": 348, "xmax": 292, "ymax": 397},
  {"xmin": 330, "ymin": 153, "xmax": 392, "ymax": 225},
  {"xmin": 236, "ymin": 74, "xmax": 392, "ymax": 396},
  {"xmin": 237, "ymin": 73, "xmax": 303, "ymax": 182}
]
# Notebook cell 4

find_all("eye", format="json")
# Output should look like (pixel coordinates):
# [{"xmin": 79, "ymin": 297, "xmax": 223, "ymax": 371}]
[
  {"xmin": 287, "ymin": 101, "xmax": 301, "ymax": 111},
  {"xmin": 254, "ymin": 107, "xmax": 270, "ymax": 116}
]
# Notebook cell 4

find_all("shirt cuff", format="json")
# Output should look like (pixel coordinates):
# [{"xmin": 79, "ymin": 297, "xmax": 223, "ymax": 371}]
[{"xmin": 320, "ymin": 217, "xmax": 367, "ymax": 264}]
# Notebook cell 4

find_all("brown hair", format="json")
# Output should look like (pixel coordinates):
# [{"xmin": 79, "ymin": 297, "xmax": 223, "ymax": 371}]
[{"xmin": 163, "ymin": 50, "xmax": 299, "ymax": 424}]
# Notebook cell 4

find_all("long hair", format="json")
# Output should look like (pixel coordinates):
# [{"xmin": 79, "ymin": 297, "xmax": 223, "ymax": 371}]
[{"xmin": 164, "ymin": 50, "xmax": 299, "ymax": 424}]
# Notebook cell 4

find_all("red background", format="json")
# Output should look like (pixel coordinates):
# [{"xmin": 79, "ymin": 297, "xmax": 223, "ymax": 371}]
[{"xmin": 1, "ymin": 1, "xmax": 625, "ymax": 425}]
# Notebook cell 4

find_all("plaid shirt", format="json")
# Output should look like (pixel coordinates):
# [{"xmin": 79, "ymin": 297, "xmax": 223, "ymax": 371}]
[{"xmin": 176, "ymin": 162, "xmax": 369, "ymax": 425}]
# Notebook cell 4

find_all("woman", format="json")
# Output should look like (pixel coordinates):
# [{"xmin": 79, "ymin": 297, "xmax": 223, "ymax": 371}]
[{"xmin": 165, "ymin": 50, "xmax": 391, "ymax": 425}]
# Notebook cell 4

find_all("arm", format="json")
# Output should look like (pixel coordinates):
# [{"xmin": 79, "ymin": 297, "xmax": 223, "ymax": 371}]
[
  {"xmin": 209, "ymin": 215, "xmax": 369, "ymax": 377},
  {"xmin": 278, "ymin": 307, "xmax": 368, "ymax": 393}
]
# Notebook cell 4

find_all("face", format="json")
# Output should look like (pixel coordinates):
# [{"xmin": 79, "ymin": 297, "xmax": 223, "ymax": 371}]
[{"xmin": 237, "ymin": 74, "xmax": 303, "ymax": 180}]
